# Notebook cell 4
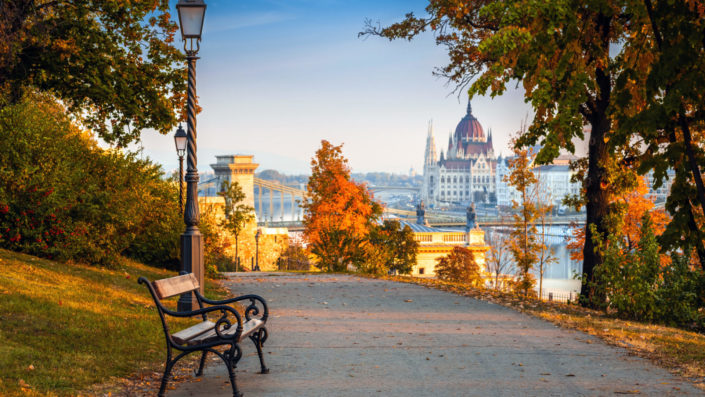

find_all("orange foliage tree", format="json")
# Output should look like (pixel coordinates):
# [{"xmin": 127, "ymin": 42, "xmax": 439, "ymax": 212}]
[
  {"xmin": 568, "ymin": 176, "xmax": 669, "ymax": 263},
  {"xmin": 303, "ymin": 140, "xmax": 381, "ymax": 271}
]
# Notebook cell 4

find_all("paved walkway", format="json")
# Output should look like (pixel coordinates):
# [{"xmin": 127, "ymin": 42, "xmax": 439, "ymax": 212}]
[{"xmin": 172, "ymin": 274, "xmax": 701, "ymax": 396}]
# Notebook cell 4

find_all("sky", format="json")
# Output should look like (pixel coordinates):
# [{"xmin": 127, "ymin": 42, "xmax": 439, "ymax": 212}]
[{"xmin": 135, "ymin": 0, "xmax": 534, "ymax": 175}]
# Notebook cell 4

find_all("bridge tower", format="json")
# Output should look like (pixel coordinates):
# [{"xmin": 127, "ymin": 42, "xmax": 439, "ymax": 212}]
[{"xmin": 210, "ymin": 155, "xmax": 259, "ymax": 213}]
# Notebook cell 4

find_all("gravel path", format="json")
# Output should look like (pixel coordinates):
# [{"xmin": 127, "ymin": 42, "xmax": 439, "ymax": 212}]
[{"xmin": 171, "ymin": 273, "xmax": 701, "ymax": 396}]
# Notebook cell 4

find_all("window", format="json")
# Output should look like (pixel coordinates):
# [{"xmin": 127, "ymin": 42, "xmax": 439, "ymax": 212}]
[{"xmin": 419, "ymin": 268, "xmax": 425, "ymax": 275}]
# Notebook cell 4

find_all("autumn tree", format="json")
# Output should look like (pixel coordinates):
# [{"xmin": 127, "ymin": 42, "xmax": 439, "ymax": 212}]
[
  {"xmin": 218, "ymin": 180, "xmax": 255, "ymax": 272},
  {"xmin": 364, "ymin": 220, "xmax": 418, "ymax": 275},
  {"xmin": 0, "ymin": 0, "xmax": 185, "ymax": 146},
  {"xmin": 303, "ymin": 140, "xmax": 381, "ymax": 272},
  {"xmin": 535, "ymin": 171, "xmax": 557, "ymax": 299},
  {"xmin": 613, "ymin": 1, "xmax": 705, "ymax": 270},
  {"xmin": 506, "ymin": 147, "xmax": 540, "ymax": 297},
  {"xmin": 361, "ymin": 0, "xmax": 643, "ymax": 305},
  {"xmin": 486, "ymin": 231, "xmax": 514, "ymax": 291},
  {"xmin": 568, "ymin": 175, "xmax": 669, "ymax": 264},
  {"xmin": 435, "ymin": 246, "xmax": 482, "ymax": 286}
]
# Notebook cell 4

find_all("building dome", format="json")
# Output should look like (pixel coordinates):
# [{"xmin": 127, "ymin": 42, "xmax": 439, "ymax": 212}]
[{"xmin": 454, "ymin": 101, "xmax": 485, "ymax": 142}]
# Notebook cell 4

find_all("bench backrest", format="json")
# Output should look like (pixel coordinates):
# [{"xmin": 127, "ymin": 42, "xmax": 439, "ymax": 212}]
[{"xmin": 152, "ymin": 273, "xmax": 200, "ymax": 299}]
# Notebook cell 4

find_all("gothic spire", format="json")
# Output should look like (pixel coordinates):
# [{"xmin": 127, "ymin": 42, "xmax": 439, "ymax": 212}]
[
  {"xmin": 424, "ymin": 119, "xmax": 437, "ymax": 166},
  {"xmin": 466, "ymin": 99, "xmax": 472, "ymax": 115}
]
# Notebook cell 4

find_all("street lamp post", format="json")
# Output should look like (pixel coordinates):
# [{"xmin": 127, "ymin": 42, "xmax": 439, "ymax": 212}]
[
  {"xmin": 176, "ymin": 0, "xmax": 207, "ymax": 312},
  {"xmin": 173, "ymin": 125, "xmax": 187, "ymax": 215},
  {"xmin": 255, "ymin": 229, "xmax": 261, "ymax": 271}
]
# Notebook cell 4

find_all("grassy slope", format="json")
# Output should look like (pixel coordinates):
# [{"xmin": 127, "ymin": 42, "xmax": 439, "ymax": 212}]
[{"xmin": 0, "ymin": 249, "xmax": 227, "ymax": 396}]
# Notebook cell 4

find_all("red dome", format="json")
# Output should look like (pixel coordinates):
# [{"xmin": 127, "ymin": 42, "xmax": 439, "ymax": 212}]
[{"xmin": 454, "ymin": 101, "xmax": 485, "ymax": 142}]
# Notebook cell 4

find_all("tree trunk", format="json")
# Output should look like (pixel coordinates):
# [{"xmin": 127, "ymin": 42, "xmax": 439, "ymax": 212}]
[
  {"xmin": 580, "ymin": 11, "xmax": 612, "ymax": 307},
  {"xmin": 582, "ymin": 115, "xmax": 610, "ymax": 305}
]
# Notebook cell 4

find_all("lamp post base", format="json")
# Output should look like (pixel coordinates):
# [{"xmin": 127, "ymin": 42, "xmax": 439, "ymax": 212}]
[{"xmin": 177, "ymin": 228, "xmax": 204, "ymax": 312}]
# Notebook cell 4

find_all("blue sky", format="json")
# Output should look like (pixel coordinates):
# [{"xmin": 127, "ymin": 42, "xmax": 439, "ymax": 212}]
[{"xmin": 137, "ymin": 0, "xmax": 533, "ymax": 175}]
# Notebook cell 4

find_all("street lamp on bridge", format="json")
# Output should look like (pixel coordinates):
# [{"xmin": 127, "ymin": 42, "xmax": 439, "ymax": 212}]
[{"xmin": 176, "ymin": 0, "xmax": 207, "ymax": 312}]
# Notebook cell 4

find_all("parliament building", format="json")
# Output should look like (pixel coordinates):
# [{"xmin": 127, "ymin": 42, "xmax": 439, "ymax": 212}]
[{"xmin": 422, "ymin": 101, "xmax": 497, "ymax": 206}]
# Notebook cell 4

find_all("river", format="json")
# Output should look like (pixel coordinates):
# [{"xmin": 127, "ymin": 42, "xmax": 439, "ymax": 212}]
[{"xmin": 257, "ymin": 195, "xmax": 583, "ymax": 299}]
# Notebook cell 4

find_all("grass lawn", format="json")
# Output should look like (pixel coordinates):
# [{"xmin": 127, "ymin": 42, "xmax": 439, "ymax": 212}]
[
  {"xmin": 371, "ymin": 274, "xmax": 705, "ymax": 390},
  {"xmin": 0, "ymin": 248, "xmax": 228, "ymax": 396}
]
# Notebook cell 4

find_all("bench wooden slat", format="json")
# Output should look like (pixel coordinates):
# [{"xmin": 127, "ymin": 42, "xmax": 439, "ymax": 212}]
[
  {"xmin": 172, "ymin": 321, "xmax": 216, "ymax": 345},
  {"xmin": 177, "ymin": 319, "xmax": 264, "ymax": 346},
  {"xmin": 152, "ymin": 273, "xmax": 199, "ymax": 299}
]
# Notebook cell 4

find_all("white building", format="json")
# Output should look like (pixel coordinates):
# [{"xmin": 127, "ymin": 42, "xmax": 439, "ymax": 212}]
[
  {"xmin": 422, "ymin": 101, "xmax": 497, "ymax": 206},
  {"xmin": 495, "ymin": 154, "xmax": 581, "ymax": 209}
]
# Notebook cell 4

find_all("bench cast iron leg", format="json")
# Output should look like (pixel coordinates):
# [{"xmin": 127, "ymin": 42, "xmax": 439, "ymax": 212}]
[
  {"xmin": 158, "ymin": 351, "xmax": 190, "ymax": 397},
  {"xmin": 196, "ymin": 351, "xmax": 207, "ymax": 376},
  {"xmin": 158, "ymin": 359, "xmax": 174, "ymax": 397},
  {"xmin": 250, "ymin": 327, "xmax": 270, "ymax": 374},
  {"xmin": 220, "ymin": 345, "xmax": 243, "ymax": 397}
]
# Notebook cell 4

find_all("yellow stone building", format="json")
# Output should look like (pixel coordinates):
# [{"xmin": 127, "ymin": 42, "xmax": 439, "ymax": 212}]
[
  {"xmin": 198, "ymin": 155, "xmax": 289, "ymax": 272},
  {"xmin": 398, "ymin": 221, "xmax": 490, "ymax": 278}
]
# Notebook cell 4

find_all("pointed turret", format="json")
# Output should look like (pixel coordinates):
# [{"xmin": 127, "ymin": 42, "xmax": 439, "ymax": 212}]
[
  {"xmin": 466, "ymin": 99, "xmax": 472, "ymax": 115},
  {"xmin": 446, "ymin": 131, "xmax": 453, "ymax": 160},
  {"xmin": 423, "ymin": 120, "xmax": 437, "ymax": 166}
]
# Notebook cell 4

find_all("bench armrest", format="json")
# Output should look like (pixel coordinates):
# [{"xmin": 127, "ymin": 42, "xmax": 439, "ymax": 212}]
[
  {"xmin": 162, "ymin": 305, "xmax": 244, "ymax": 341},
  {"xmin": 197, "ymin": 293, "xmax": 269, "ymax": 323}
]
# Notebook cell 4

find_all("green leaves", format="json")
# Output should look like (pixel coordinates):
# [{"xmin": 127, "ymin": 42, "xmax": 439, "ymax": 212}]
[
  {"xmin": 218, "ymin": 180, "xmax": 255, "ymax": 239},
  {"xmin": 0, "ymin": 93, "xmax": 182, "ymax": 267},
  {"xmin": 0, "ymin": 0, "xmax": 185, "ymax": 146}
]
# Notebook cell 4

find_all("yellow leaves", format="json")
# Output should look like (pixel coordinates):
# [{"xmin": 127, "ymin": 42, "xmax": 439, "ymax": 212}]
[{"xmin": 18, "ymin": 378, "xmax": 31, "ymax": 393}]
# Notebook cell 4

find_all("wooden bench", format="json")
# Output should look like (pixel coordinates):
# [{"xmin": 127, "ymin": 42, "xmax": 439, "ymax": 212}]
[{"xmin": 139, "ymin": 273, "xmax": 269, "ymax": 397}]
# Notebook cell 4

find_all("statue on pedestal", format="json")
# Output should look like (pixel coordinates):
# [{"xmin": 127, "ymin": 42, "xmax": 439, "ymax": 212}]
[
  {"xmin": 416, "ymin": 200, "xmax": 427, "ymax": 225},
  {"xmin": 466, "ymin": 203, "xmax": 477, "ymax": 230}
]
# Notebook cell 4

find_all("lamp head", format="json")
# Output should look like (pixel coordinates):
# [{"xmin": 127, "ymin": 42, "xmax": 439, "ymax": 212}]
[
  {"xmin": 174, "ymin": 124, "xmax": 187, "ymax": 157},
  {"xmin": 176, "ymin": 0, "xmax": 206, "ymax": 41}
]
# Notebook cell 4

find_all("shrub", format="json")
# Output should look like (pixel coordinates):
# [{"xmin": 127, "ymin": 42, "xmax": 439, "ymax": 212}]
[
  {"xmin": 656, "ymin": 252, "xmax": 704, "ymax": 328},
  {"xmin": 435, "ymin": 246, "xmax": 483, "ymax": 285},
  {"xmin": 589, "ymin": 213, "xmax": 704, "ymax": 328},
  {"xmin": 0, "ymin": 92, "xmax": 182, "ymax": 267}
]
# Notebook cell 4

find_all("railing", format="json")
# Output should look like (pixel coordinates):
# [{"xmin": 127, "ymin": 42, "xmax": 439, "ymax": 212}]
[
  {"xmin": 413, "ymin": 234, "xmax": 433, "ymax": 242},
  {"xmin": 539, "ymin": 291, "xmax": 577, "ymax": 303},
  {"xmin": 442, "ymin": 234, "xmax": 466, "ymax": 243}
]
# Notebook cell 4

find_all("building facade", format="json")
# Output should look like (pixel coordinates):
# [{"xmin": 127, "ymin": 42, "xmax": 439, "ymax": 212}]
[
  {"xmin": 399, "ymin": 220, "xmax": 489, "ymax": 278},
  {"xmin": 495, "ymin": 154, "xmax": 581, "ymax": 209},
  {"xmin": 422, "ymin": 101, "xmax": 497, "ymax": 206}
]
